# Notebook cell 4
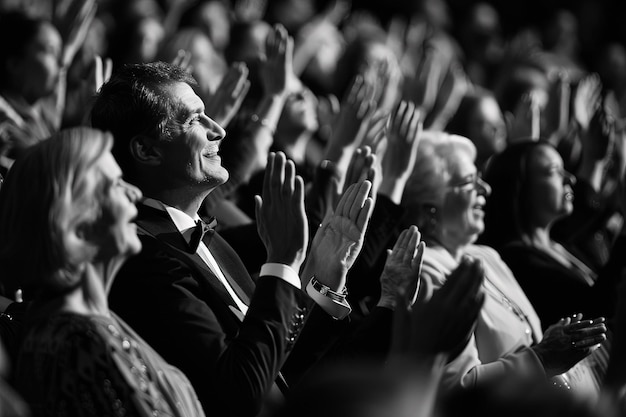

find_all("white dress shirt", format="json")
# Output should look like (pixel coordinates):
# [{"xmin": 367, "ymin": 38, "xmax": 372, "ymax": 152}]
[{"xmin": 141, "ymin": 198, "xmax": 302, "ymax": 317}]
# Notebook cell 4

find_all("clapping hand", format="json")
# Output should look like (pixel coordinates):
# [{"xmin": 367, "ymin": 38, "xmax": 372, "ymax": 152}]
[
  {"xmin": 393, "ymin": 256, "xmax": 485, "ymax": 357},
  {"xmin": 255, "ymin": 152, "xmax": 308, "ymax": 272},
  {"xmin": 378, "ymin": 226, "xmax": 425, "ymax": 310},
  {"xmin": 532, "ymin": 313, "xmax": 607, "ymax": 377},
  {"xmin": 301, "ymin": 180, "xmax": 374, "ymax": 292}
]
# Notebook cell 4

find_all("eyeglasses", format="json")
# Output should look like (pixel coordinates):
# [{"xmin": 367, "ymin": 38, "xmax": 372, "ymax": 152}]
[{"xmin": 448, "ymin": 174, "xmax": 491, "ymax": 194}]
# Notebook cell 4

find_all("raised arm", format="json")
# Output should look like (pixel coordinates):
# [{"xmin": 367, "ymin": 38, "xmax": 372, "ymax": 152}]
[
  {"xmin": 204, "ymin": 62, "xmax": 251, "ymax": 128},
  {"xmin": 301, "ymin": 180, "xmax": 374, "ymax": 318}
]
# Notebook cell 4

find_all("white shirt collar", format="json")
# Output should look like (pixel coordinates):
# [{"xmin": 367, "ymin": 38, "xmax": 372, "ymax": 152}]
[{"xmin": 142, "ymin": 197, "xmax": 199, "ymax": 245}]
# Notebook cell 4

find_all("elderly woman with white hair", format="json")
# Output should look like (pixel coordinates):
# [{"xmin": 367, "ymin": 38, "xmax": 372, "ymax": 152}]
[
  {"xmin": 0, "ymin": 128, "xmax": 207, "ymax": 416},
  {"xmin": 402, "ymin": 131, "xmax": 607, "ymax": 394}
]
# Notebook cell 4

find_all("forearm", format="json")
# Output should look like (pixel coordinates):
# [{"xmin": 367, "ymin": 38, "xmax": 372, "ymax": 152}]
[{"xmin": 378, "ymin": 177, "xmax": 409, "ymax": 206}]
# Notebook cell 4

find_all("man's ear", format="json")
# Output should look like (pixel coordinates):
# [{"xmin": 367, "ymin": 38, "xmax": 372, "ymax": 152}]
[{"xmin": 129, "ymin": 135, "xmax": 163, "ymax": 165}]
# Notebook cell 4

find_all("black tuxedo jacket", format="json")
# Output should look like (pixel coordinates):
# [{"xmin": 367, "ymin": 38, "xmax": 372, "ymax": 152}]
[{"xmin": 109, "ymin": 204, "xmax": 311, "ymax": 417}]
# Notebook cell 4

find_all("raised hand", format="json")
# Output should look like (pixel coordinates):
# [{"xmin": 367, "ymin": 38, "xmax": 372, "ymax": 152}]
[
  {"xmin": 361, "ymin": 109, "xmax": 390, "ymax": 158},
  {"xmin": 583, "ymin": 104, "xmax": 615, "ymax": 162},
  {"xmin": 378, "ymin": 226, "xmax": 425, "ymax": 310},
  {"xmin": 507, "ymin": 90, "xmax": 544, "ymax": 143},
  {"xmin": 403, "ymin": 45, "xmax": 445, "ymax": 118},
  {"xmin": 56, "ymin": 0, "xmax": 97, "ymax": 68},
  {"xmin": 379, "ymin": 101, "xmax": 422, "ymax": 204},
  {"xmin": 259, "ymin": 24, "xmax": 294, "ymax": 97},
  {"xmin": 89, "ymin": 55, "xmax": 113, "ymax": 94},
  {"xmin": 205, "ymin": 62, "xmax": 251, "ymax": 127},
  {"xmin": 573, "ymin": 73, "xmax": 602, "ymax": 132},
  {"xmin": 393, "ymin": 256, "xmax": 485, "ymax": 356},
  {"xmin": 301, "ymin": 180, "xmax": 374, "ymax": 291},
  {"xmin": 543, "ymin": 71, "xmax": 571, "ymax": 143},
  {"xmin": 316, "ymin": 94, "xmax": 340, "ymax": 142},
  {"xmin": 343, "ymin": 146, "xmax": 379, "ymax": 199},
  {"xmin": 75, "ymin": 55, "xmax": 112, "ymax": 124},
  {"xmin": 531, "ymin": 314, "xmax": 607, "ymax": 377},
  {"xmin": 325, "ymin": 75, "xmax": 377, "ymax": 155},
  {"xmin": 365, "ymin": 57, "xmax": 403, "ymax": 112},
  {"xmin": 255, "ymin": 152, "xmax": 308, "ymax": 272}
]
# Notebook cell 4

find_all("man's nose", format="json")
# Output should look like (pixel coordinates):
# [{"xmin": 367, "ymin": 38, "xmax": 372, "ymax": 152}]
[{"xmin": 204, "ymin": 116, "xmax": 226, "ymax": 141}]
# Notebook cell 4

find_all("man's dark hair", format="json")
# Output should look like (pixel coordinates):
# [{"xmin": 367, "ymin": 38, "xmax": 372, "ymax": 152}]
[{"xmin": 90, "ymin": 62, "xmax": 196, "ymax": 181}]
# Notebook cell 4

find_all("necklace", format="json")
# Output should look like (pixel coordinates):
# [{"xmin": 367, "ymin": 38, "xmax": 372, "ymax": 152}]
[{"xmin": 482, "ymin": 275, "xmax": 536, "ymax": 342}]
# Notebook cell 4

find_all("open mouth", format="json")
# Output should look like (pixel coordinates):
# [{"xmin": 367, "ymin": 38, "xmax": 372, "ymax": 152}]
[
  {"xmin": 203, "ymin": 148, "xmax": 220, "ymax": 158},
  {"xmin": 564, "ymin": 192, "xmax": 574, "ymax": 202}
]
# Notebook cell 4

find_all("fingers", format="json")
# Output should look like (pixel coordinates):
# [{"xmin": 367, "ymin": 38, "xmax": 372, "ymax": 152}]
[
  {"xmin": 103, "ymin": 57, "xmax": 113, "ymax": 84},
  {"xmin": 564, "ymin": 316, "xmax": 603, "ymax": 332},
  {"xmin": 400, "ymin": 102, "xmax": 415, "ymax": 139},
  {"xmin": 346, "ymin": 75, "xmax": 364, "ymax": 106},
  {"xmin": 284, "ymin": 159, "xmax": 296, "ymax": 197},
  {"xmin": 294, "ymin": 174, "xmax": 306, "ymax": 216},
  {"xmin": 254, "ymin": 194, "xmax": 263, "ymax": 222},
  {"xmin": 392, "ymin": 228, "xmax": 411, "ymax": 254},
  {"xmin": 334, "ymin": 182, "xmax": 355, "ymax": 218},
  {"xmin": 356, "ymin": 197, "xmax": 374, "ymax": 232},
  {"xmin": 172, "ymin": 49, "xmax": 192, "ymax": 70},
  {"xmin": 572, "ymin": 334, "xmax": 607, "ymax": 349},
  {"xmin": 345, "ymin": 146, "xmax": 374, "ymax": 190},
  {"xmin": 348, "ymin": 180, "xmax": 372, "ymax": 220},
  {"xmin": 262, "ymin": 152, "xmax": 275, "ymax": 203},
  {"xmin": 404, "ymin": 226, "xmax": 420, "ymax": 265},
  {"xmin": 233, "ymin": 66, "xmax": 250, "ymax": 98},
  {"xmin": 266, "ymin": 24, "xmax": 291, "ymax": 62},
  {"xmin": 412, "ymin": 240, "xmax": 425, "ymax": 273},
  {"xmin": 442, "ymin": 256, "xmax": 484, "ymax": 303}
]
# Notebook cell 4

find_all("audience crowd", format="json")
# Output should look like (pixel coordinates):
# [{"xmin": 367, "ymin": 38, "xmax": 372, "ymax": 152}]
[{"xmin": 1, "ymin": 0, "xmax": 626, "ymax": 416}]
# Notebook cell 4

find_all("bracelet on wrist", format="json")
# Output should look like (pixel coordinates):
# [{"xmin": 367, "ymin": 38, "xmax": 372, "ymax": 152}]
[
  {"xmin": 306, "ymin": 276, "xmax": 351, "ymax": 320},
  {"xmin": 309, "ymin": 277, "xmax": 347, "ymax": 302}
]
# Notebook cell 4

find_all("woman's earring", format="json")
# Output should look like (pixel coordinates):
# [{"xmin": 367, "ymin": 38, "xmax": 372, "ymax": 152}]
[{"xmin": 427, "ymin": 206, "xmax": 438, "ymax": 231}]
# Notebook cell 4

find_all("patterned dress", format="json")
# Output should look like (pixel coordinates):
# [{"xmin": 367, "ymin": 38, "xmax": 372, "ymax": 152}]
[{"xmin": 14, "ymin": 312, "xmax": 205, "ymax": 417}]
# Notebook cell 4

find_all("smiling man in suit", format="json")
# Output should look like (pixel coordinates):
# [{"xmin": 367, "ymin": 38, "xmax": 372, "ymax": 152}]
[{"xmin": 90, "ymin": 57, "xmax": 321, "ymax": 416}]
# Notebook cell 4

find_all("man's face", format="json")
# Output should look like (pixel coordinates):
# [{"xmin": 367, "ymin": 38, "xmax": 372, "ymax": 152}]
[{"xmin": 158, "ymin": 82, "xmax": 228, "ymax": 191}]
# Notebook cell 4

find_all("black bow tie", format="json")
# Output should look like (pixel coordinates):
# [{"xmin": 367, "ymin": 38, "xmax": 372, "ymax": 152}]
[{"xmin": 189, "ymin": 217, "xmax": 217, "ymax": 252}]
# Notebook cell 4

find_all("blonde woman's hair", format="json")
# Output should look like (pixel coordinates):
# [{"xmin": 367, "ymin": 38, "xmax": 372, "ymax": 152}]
[{"xmin": 0, "ymin": 127, "xmax": 113, "ymax": 298}]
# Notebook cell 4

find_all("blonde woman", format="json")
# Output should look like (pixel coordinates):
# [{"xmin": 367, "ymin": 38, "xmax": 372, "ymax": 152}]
[{"xmin": 0, "ymin": 128, "xmax": 205, "ymax": 416}]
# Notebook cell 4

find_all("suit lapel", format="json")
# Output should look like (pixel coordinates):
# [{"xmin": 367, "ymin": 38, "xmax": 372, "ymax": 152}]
[
  {"xmin": 204, "ymin": 232, "xmax": 254, "ymax": 305},
  {"xmin": 136, "ymin": 204, "xmax": 247, "ymax": 322}
]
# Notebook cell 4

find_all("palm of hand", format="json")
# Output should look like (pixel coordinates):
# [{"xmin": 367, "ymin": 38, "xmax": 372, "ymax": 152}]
[
  {"xmin": 383, "ymin": 259, "xmax": 415, "ymax": 286},
  {"xmin": 315, "ymin": 215, "xmax": 363, "ymax": 272}
]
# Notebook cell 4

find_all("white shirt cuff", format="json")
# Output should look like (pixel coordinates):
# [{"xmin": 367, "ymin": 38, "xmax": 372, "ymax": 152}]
[
  {"xmin": 260, "ymin": 263, "xmax": 301, "ymax": 290},
  {"xmin": 305, "ymin": 278, "xmax": 352, "ymax": 320}
]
